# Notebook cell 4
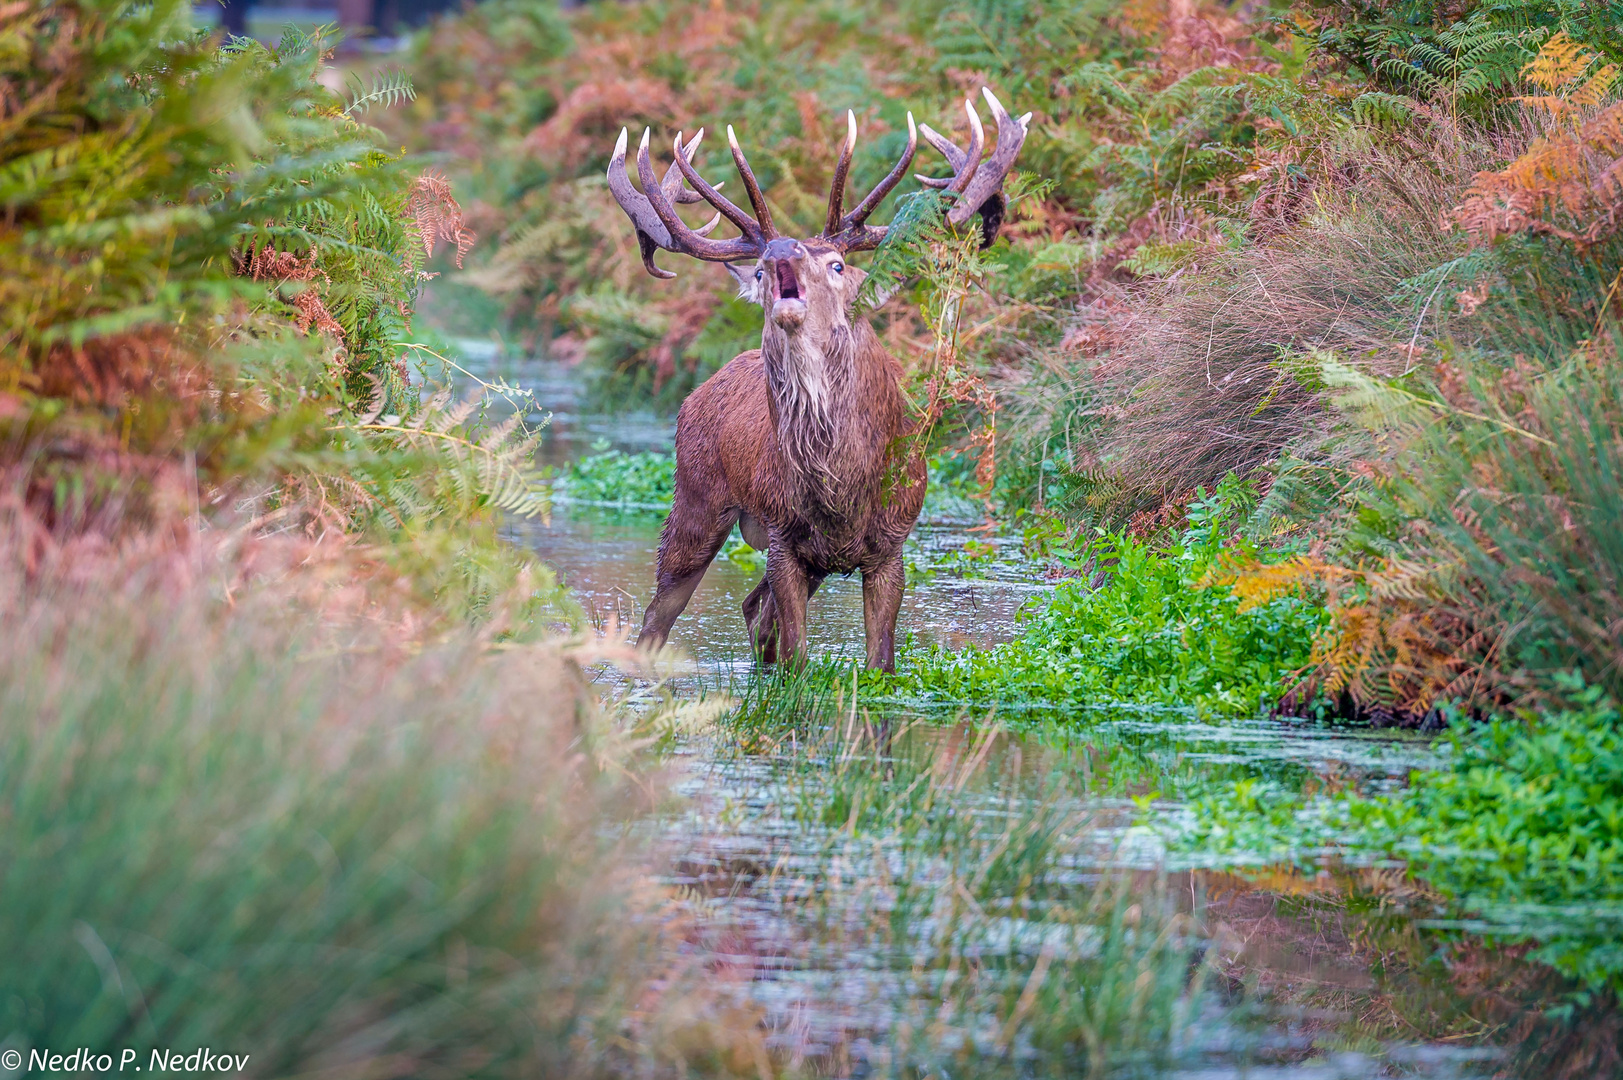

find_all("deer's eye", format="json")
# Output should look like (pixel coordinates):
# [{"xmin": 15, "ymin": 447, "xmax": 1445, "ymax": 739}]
[
  {"xmin": 831, "ymin": 261, "xmax": 844, "ymax": 274},
  {"xmin": 754, "ymin": 269, "xmax": 763, "ymax": 281}
]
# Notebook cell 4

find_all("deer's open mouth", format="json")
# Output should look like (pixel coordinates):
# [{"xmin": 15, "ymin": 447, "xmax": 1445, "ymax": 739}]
[{"xmin": 775, "ymin": 261, "xmax": 800, "ymax": 300}]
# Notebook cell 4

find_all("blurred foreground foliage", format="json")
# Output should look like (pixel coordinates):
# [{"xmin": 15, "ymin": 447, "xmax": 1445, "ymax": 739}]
[
  {"xmin": 1, "ymin": 0, "xmax": 552, "ymax": 619},
  {"xmin": 0, "ymin": 542, "xmax": 709, "ymax": 1077}
]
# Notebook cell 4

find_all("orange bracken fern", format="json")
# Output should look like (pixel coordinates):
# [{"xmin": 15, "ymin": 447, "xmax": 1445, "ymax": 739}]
[{"xmin": 1454, "ymin": 33, "xmax": 1623, "ymax": 250}]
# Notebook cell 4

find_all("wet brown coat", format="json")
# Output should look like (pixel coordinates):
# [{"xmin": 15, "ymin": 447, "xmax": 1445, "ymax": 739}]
[{"xmin": 637, "ymin": 269, "xmax": 925, "ymax": 670}]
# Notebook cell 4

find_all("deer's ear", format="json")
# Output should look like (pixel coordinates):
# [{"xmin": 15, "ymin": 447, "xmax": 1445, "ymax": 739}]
[{"xmin": 724, "ymin": 261, "xmax": 764, "ymax": 304}]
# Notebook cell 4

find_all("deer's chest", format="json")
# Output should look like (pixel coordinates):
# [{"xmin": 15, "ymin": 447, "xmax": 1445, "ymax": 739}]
[{"xmin": 769, "ymin": 462, "xmax": 925, "ymax": 574}]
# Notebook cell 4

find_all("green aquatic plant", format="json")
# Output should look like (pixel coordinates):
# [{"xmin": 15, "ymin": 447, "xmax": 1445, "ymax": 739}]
[
  {"xmin": 877, "ymin": 528, "xmax": 1325, "ymax": 719},
  {"xmin": 1358, "ymin": 682, "xmax": 1623, "ymax": 991},
  {"xmin": 554, "ymin": 445, "xmax": 677, "ymax": 512},
  {"xmin": 1184, "ymin": 679, "xmax": 1623, "ymax": 991}
]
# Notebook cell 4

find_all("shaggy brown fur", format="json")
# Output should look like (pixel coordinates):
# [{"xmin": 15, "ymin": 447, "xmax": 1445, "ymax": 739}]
[{"xmin": 635, "ymin": 239, "xmax": 925, "ymax": 670}]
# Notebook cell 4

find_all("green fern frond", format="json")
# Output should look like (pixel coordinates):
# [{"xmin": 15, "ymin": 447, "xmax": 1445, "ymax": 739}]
[
  {"xmin": 1351, "ymin": 91, "xmax": 1419, "ymax": 127},
  {"xmin": 343, "ymin": 69, "xmax": 416, "ymax": 117}
]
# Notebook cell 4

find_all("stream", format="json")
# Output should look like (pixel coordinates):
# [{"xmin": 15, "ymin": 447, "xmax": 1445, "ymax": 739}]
[{"xmin": 463, "ymin": 340, "xmax": 1525, "ymax": 1078}]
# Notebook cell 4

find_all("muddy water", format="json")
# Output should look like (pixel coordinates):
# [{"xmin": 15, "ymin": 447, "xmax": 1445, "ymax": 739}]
[{"xmin": 467, "ymin": 343, "xmax": 1506, "ymax": 1078}]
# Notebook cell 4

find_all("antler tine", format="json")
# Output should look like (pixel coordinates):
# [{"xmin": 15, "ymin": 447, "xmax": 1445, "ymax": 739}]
[
  {"xmin": 727, "ymin": 125, "xmax": 777, "ymax": 239},
  {"xmin": 824, "ymin": 110, "xmax": 857, "ymax": 237},
  {"xmin": 631, "ymin": 128, "xmax": 762, "ymax": 271},
  {"xmin": 946, "ymin": 87, "xmax": 1031, "ymax": 228},
  {"xmin": 664, "ymin": 129, "xmax": 721, "ymax": 207},
  {"xmin": 842, "ymin": 112, "xmax": 917, "ymax": 231},
  {"xmin": 671, "ymin": 131, "xmax": 761, "ymax": 239},
  {"xmin": 951, "ymin": 98, "xmax": 984, "ymax": 195},
  {"xmin": 915, "ymin": 97, "xmax": 985, "ymax": 195},
  {"xmin": 916, "ymin": 123, "xmax": 967, "ymax": 179},
  {"xmin": 607, "ymin": 127, "xmax": 679, "ymax": 278}
]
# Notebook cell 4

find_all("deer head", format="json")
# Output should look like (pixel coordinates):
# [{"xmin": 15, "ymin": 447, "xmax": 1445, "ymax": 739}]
[{"xmin": 607, "ymin": 91, "xmax": 1029, "ymax": 486}]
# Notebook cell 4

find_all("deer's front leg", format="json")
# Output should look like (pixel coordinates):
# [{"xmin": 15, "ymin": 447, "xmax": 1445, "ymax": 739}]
[
  {"xmin": 861, "ymin": 552, "xmax": 905, "ymax": 673},
  {"xmin": 765, "ymin": 544, "xmax": 811, "ymax": 668}
]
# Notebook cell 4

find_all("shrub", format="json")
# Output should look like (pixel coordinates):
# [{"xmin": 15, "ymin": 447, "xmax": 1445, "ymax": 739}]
[
  {"xmin": 1304, "ymin": 0, "xmax": 1623, "ymax": 117},
  {"xmin": 1209, "ymin": 32, "xmax": 1623, "ymax": 714}
]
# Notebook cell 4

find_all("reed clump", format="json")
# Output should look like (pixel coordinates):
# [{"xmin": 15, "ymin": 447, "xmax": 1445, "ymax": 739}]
[{"xmin": 0, "ymin": 521, "xmax": 807, "ymax": 1077}]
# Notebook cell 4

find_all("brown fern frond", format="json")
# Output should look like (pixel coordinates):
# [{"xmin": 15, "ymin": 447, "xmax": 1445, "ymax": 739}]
[
  {"xmin": 406, "ymin": 170, "xmax": 477, "ymax": 269},
  {"xmin": 1218, "ymin": 552, "xmax": 1480, "ymax": 713},
  {"xmin": 1572, "ymin": 64, "xmax": 1621, "ymax": 109},
  {"xmin": 246, "ymin": 243, "xmax": 320, "ymax": 282},
  {"xmin": 1455, "ymin": 99, "xmax": 1623, "ymax": 249},
  {"xmin": 1458, "ymin": 33, "xmax": 1623, "ymax": 248},
  {"xmin": 292, "ymin": 288, "xmax": 344, "ymax": 339}
]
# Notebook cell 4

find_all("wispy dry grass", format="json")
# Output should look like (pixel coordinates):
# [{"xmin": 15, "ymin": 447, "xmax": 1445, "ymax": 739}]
[
  {"xmin": 0, "ymin": 514, "xmax": 798, "ymax": 1078},
  {"xmin": 1071, "ymin": 131, "xmax": 1487, "ymax": 516}
]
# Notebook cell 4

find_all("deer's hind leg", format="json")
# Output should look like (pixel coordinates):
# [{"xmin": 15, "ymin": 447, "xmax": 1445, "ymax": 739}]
[
  {"xmin": 637, "ymin": 496, "xmax": 736, "ymax": 654},
  {"xmin": 745, "ymin": 565, "xmax": 825, "ymax": 667},
  {"xmin": 742, "ymin": 577, "xmax": 777, "ymax": 663}
]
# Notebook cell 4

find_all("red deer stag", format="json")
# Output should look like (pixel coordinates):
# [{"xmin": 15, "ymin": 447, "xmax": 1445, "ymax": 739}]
[{"xmin": 607, "ymin": 89, "xmax": 1029, "ymax": 671}]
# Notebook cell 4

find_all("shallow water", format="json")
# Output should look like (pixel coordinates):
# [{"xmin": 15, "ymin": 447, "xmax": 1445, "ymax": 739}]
[{"xmin": 466, "ymin": 341, "xmax": 1526, "ymax": 1078}]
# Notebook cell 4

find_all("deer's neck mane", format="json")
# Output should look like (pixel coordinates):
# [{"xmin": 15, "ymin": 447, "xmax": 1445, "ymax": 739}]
[{"xmin": 761, "ymin": 320, "xmax": 891, "ymax": 514}]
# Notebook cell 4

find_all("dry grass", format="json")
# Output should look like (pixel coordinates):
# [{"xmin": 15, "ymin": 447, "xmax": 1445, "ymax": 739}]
[
  {"xmin": 0, "ymin": 507, "xmax": 805, "ymax": 1078},
  {"xmin": 1069, "ymin": 131, "xmax": 1486, "ymax": 515}
]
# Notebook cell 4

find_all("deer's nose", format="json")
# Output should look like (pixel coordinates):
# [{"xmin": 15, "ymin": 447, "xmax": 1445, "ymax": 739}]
[
  {"xmin": 763, "ymin": 240, "xmax": 808, "ymax": 330},
  {"xmin": 762, "ymin": 238, "xmax": 805, "ymax": 263},
  {"xmin": 762, "ymin": 240, "xmax": 807, "ymax": 305}
]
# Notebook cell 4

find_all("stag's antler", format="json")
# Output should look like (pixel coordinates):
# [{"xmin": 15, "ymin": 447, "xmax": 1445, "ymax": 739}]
[
  {"xmin": 915, "ymin": 88, "xmax": 1032, "ymax": 246},
  {"xmin": 607, "ymin": 125, "xmax": 776, "ymax": 278},
  {"xmin": 823, "ymin": 89, "xmax": 1029, "ymax": 253},
  {"xmin": 609, "ymin": 88, "xmax": 1030, "ymax": 276}
]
